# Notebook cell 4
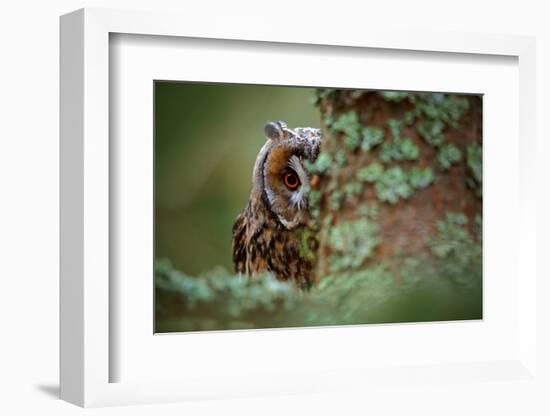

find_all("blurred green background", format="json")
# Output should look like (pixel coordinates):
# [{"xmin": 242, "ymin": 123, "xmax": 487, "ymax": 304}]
[{"xmin": 155, "ymin": 82, "xmax": 320, "ymax": 275}]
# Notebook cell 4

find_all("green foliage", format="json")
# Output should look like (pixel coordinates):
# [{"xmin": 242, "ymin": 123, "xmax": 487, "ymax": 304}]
[
  {"xmin": 466, "ymin": 144, "xmax": 482, "ymax": 181},
  {"xmin": 380, "ymin": 119, "xmax": 419, "ymax": 162},
  {"xmin": 437, "ymin": 143, "xmax": 462, "ymax": 169},
  {"xmin": 155, "ymin": 259, "xmax": 299, "ymax": 320},
  {"xmin": 381, "ymin": 91, "xmax": 410, "ymax": 102},
  {"xmin": 156, "ymin": 258, "xmax": 482, "ymax": 332},
  {"xmin": 322, "ymin": 212, "xmax": 334, "ymax": 230},
  {"xmin": 156, "ymin": 260, "xmax": 214, "ymax": 308},
  {"xmin": 308, "ymin": 189, "xmax": 321, "ymax": 208},
  {"xmin": 379, "ymin": 138, "xmax": 420, "ymax": 163},
  {"xmin": 326, "ymin": 218, "xmax": 379, "ymax": 273},
  {"xmin": 409, "ymin": 167, "xmax": 434, "ymax": 189},
  {"xmin": 312, "ymin": 93, "xmax": 467, "ymax": 207},
  {"xmin": 312, "ymin": 88, "xmax": 337, "ymax": 106},
  {"xmin": 358, "ymin": 164, "xmax": 434, "ymax": 203},
  {"xmin": 315, "ymin": 93, "xmax": 474, "ymax": 208},
  {"xmin": 379, "ymin": 142, "xmax": 401, "ymax": 163},
  {"xmin": 466, "ymin": 143, "xmax": 482, "ymax": 197},
  {"xmin": 361, "ymin": 127, "xmax": 385, "ymax": 152},
  {"xmin": 307, "ymin": 189, "xmax": 321, "ymax": 221},
  {"xmin": 429, "ymin": 213, "xmax": 482, "ymax": 288},
  {"xmin": 304, "ymin": 152, "xmax": 332, "ymax": 175},
  {"xmin": 328, "ymin": 189, "xmax": 343, "ymax": 211},
  {"xmin": 344, "ymin": 133, "xmax": 362, "ymax": 150},
  {"xmin": 343, "ymin": 182, "xmax": 363, "ymax": 202},
  {"xmin": 297, "ymin": 228, "xmax": 318, "ymax": 263},
  {"xmin": 323, "ymin": 113, "xmax": 335, "ymax": 128},
  {"xmin": 475, "ymin": 214, "xmax": 482, "ymax": 241},
  {"xmin": 375, "ymin": 167, "xmax": 413, "ymax": 203},
  {"xmin": 388, "ymin": 118, "xmax": 402, "ymax": 139},
  {"xmin": 350, "ymin": 90, "xmax": 366, "ymax": 100},
  {"xmin": 430, "ymin": 212, "xmax": 468, "ymax": 258},
  {"xmin": 334, "ymin": 149, "xmax": 348, "ymax": 166},
  {"xmin": 414, "ymin": 95, "xmax": 470, "ymax": 147},
  {"xmin": 357, "ymin": 162, "xmax": 384, "ymax": 183},
  {"xmin": 357, "ymin": 202, "xmax": 379, "ymax": 220},
  {"xmin": 415, "ymin": 94, "xmax": 470, "ymax": 128},
  {"xmin": 399, "ymin": 137, "xmax": 420, "ymax": 159},
  {"xmin": 332, "ymin": 111, "xmax": 362, "ymax": 151},
  {"xmin": 418, "ymin": 119, "xmax": 446, "ymax": 147},
  {"xmin": 403, "ymin": 110, "xmax": 416, "ymax": 125}
]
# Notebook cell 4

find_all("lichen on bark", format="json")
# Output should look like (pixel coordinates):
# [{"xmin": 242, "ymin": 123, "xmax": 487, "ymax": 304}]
[{"xmin": 310, "ymin": 89, "xmax": 482, "ymax": 286}]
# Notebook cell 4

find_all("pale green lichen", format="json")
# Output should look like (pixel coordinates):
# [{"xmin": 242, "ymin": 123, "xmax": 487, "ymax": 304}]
[
  {"xmin": 379, "ymin": 138, "xmax": 420, "ymax": 163},
  {"xmin": 381, "ymin": 91, "xmax": 410, "ymax": 102},
  {"xmin": 361, "ymin": 127, "xmax": 384, "ymax": 152},
  {"xmin": 343, "ymin": 182, "xmax": 363, "ymax": 202},
  {"xmin": 304, "ymin": 153, "xmax": 332, "ymax": 175},
  {"xmin": 328, "ymin": 190, "xmax": 343, "ymax": 211},
  {"xmin": 466, "ymin": 143, "xmax": 482, "ymax": 197},
  {"xmin": 375, "ymin": 167, "xmax": 413, "ymax": 203},
  {"xmin": 388, "ymin": 118, "xmax": 402, "ymax": 139},
  {"xmin": 418, "ymin": 119, "xmax": 446, "ymax": 147},
  {"xmin": 334, "ymin": 149, "xmax": 348, "ymax": 166},
  {"xmin": 437, "ymin": 143, "xmax": 462, "ymax": 170},
  {"xmin": 357, "ymin": 162, "xmax": 384, "ymax": 183},
  {"xmin": 380, "ymin": 119, "xmax": 419, "ymax": 162},
  {"xmin": 409, "ymin": 167, "xmax": 434, "ymax": 189},
  {"xmin": 332, "ymin": 111, "xmax": 361, "ymax": 150},
  {"xmin": 327, "ymin": 218, "xmax": 379, "ymax": 273},
  {"xmin": 357, "ymin": 203, "xmax": 379, "ymax": 220},
  {"xmin": 297, "ymin": 228, "xmax": 318, "ymax": 263},
  {"xmin": 429, "ymin": 213, "xmax": 481, "ymax": 288}
]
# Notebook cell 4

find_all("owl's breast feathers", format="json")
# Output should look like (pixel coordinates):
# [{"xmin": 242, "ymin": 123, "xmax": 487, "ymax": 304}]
[
  {"xmin": 232, "ymin": 201, "xmax": 314, "ymax": 289},
  {"xmin": 231, "ymin": 210, "xmax": 249, "ymax": 275}
]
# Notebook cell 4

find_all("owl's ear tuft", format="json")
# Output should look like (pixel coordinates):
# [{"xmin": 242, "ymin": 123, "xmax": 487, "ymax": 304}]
[{"xmin": 264, "ymin": 121, "xmax": 287, "ymax": 141}]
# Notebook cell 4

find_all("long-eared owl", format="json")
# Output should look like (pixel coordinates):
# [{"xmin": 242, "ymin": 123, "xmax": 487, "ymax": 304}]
[{"xmin": 232, "ymin": 121, "xmax": 322, "ymax": 288}]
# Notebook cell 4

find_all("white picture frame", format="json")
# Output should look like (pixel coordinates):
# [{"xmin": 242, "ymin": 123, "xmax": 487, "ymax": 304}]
[{"xmin": 60, "ymin": 7, "xmax": 538, "ymax": 408}]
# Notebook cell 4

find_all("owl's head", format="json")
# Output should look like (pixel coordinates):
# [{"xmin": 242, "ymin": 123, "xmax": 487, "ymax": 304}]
[{"xmin": 251, "ymin": 121, "xmax": 322, "ymax": 230}]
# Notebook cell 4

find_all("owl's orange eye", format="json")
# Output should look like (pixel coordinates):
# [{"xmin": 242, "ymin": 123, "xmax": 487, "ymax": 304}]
[{"xmin": 283, "ymin": 172, "xmax": 300, "ymax": 190}]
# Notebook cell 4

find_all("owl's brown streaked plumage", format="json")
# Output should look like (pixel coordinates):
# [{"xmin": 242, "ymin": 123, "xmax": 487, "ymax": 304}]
[{"xmin": 232, "ymin": 121, "xmax": 322, "ymax": 288}]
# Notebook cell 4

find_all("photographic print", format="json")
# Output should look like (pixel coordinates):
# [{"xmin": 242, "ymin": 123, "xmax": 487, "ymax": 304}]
[{"xmin": 154, "ymin": 82, "xmax": 482, "ymax": 333}]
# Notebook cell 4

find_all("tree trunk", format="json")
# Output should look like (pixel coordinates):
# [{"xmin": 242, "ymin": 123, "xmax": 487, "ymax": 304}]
[{"xmin": 309, "ymin": 90, "xmax": 482, "ymax": 285}]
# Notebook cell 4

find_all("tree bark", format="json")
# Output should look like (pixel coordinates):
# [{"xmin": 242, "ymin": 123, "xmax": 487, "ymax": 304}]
[{"xmin": 310, "ymin": 90, "xmax": 482, "ymax": 283}]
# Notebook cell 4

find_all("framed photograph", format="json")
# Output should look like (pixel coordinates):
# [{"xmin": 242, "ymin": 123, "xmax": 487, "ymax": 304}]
[{"xmin": 60, "ymin": 8, "xmax": 538, "ymax": 408}]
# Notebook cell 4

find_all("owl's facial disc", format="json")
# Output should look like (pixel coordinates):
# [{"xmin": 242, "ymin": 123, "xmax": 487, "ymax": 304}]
[
  {"xmin": 286, "ymin": 155, "xmax": 310, "ymax": 210},
  {"xmin": 253, "ymin": 121, "xmax": 321, "ymax": 230},
  {"xmin": 263, "ymin": 146, "xmax": 312, "ymax": 230}
]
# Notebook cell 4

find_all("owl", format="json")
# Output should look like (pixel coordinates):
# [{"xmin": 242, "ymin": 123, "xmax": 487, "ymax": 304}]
[{"xmin": 232, "ymin": 121, "xmax": 322, "ymax": 289}]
